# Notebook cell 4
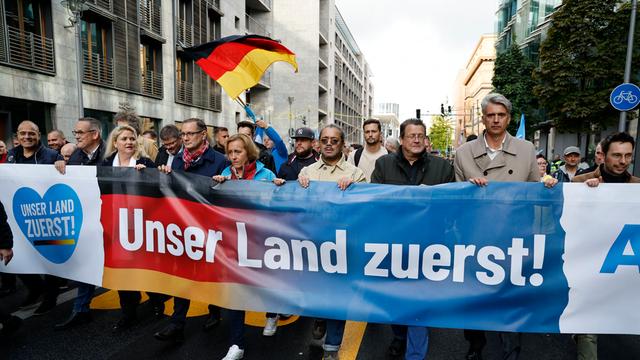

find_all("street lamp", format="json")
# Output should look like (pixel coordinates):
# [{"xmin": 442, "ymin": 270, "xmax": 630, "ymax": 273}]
[{"xmin": 61, "ymin": 0, "xmax": 87, "ymax": 118}]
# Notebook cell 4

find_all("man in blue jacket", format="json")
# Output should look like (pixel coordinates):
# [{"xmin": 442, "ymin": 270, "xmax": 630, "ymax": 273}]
[
  {"xmin": 7, "ymin": 121, "xmax": 64, "ymax": 315},
  {"xmin": 256, "ymin": 120, "xmax": 288, "ymax": 173},
  {"xmin": 54, "ymin": 117, "xmax": 107, "ymax": 330},
  {"xmin": 156, "ymin": 118, "xmax": 228, "ymax": 342}
]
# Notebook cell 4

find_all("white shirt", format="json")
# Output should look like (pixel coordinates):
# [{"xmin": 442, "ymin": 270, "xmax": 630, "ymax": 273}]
[
  {"xmin": 483, "ymin": 133, "xmax": 506, "ymax": 161},
  {"xmin": 347, "ymin": 145, "xmax": 388, "ymax": 182},
  {"xmin": 112, "ymin": 155, "xmax": 137, "ymax": 167}
]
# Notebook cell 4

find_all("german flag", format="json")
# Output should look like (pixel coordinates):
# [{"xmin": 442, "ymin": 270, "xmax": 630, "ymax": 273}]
[{"xmin": 183, "ymin": 35, "xmax": 298, "ymax": 99}]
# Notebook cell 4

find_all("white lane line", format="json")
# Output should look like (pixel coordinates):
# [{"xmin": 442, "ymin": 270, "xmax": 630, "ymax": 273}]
[{"xmin": 12, "ymin": 288, "xmax": 77, "ymax": 320}]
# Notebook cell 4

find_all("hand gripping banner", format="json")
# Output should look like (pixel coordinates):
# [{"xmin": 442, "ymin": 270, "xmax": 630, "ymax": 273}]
[{"xmin": 1, "ymin": 164, "xmax": 640, "ymax": 335}]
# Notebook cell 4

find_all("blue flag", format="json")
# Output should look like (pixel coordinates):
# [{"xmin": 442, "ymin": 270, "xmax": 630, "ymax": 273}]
[{"xmin": 516, "ymin": 113, "xmax": 525, "ymax": 139}]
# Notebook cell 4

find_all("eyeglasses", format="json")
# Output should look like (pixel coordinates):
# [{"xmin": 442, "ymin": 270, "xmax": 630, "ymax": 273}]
[
  {"xmin": 404, "ymin": 134, "xmax": 425, "ymax": 141},
  {"xmin": 180, "ymin": 130, "xmax": 204, "ymax": 138},
  {"xmin": 17, "ymin": 131, "xmax": 38, "ymax": 137},
  {"xmin": 72, "ymin": 129, "xmax": 96, "ymax": 136},
  {"xmin": 320, "ymin": 138, "xmax": 340, "ymax": 145}
]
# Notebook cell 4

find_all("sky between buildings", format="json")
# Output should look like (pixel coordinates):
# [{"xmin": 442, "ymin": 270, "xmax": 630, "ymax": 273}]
[{"xmin": 335, "ymin": 0, "xmax": 500, "ymax": 120}]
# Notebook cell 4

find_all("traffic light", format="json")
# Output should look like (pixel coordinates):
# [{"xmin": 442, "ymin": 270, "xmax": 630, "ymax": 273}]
[
  {"xmin": 440, "ymin": 104, "xmax": 445, "ymax": 115},
  {"xmin": 416, "ymin": 109, "xmax": 421, "ymax": 119}
]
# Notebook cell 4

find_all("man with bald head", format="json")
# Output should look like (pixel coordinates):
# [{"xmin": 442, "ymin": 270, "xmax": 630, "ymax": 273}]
[
  {"xmin": 6, "ymin": 120, "xmax": 64, "ymax": 315},
  {"xmin": 60, "ymin": 143, "xmax": 77, "ymax": 163},
  {"xmin": 7, "ymin": 121, "xmax": 61, "ymax": 164},
  {"xmin": 47, "ymin": 130, "xmax": 68, "ymax": 152}
]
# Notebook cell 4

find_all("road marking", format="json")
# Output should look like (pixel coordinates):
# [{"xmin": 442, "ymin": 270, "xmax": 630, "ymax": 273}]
[
  {"xmin": 91, "ymin": 290, "xmax": 299, "ymax": 327},
  {"xmin": 12, "ymin": 288, "xmax": 77, "ymax": 320},
  {"xmin": 339, "ymin": 321, "xmax": 367, "ymax": 360}
]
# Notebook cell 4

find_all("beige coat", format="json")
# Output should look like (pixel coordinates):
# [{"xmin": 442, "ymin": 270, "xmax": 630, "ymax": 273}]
[{"xmin": 454, "ymin": 133, "xmax": 539, "ymax": 182}]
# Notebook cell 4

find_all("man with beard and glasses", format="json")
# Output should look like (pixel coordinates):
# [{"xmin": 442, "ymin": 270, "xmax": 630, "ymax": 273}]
[
  {"xmin": 277, "ymin": 127, "xmax": 319, "ymax": 181},
  {"xmin": 571, "ymin": 132, "xmax": 639, "ymax": 360},
  {"xmin": 348, "ymin": 119, "xmax": 387, "ymax": 182}
]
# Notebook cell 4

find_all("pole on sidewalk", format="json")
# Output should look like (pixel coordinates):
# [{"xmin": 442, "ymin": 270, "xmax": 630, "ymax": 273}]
[{"xmin": 619, "ymin": 0, "xmax": 637, "ymax": 132}]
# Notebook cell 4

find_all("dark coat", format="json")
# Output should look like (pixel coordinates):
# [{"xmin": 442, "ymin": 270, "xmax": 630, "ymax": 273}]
[
  {"xmin": 7, "ymin": 144, "xmax": 62, "ymax": 164},
  {"xmin": 68, "ymin": 141, "xmax": 106, "ymax": 166},
  {"xmin": 371, "ymin": 150, "xmax": 455, "ymax": 186},
  {"xmin": 212, "ymin": 144, "xmax": 225, "ymax": 155},
  {"xmin": 277, "ymin": 151, "xmax": 320, "ymax": 181},
  {"xmin": 171, "ymin": 146, "xmax": 229, "ymax": 177},
  {"xmin": 101, "ymin": 152, "xmax": 157, "ymax": 168},
  {"xmin": 256, "ymin": 142, "xmax": 276, "ymax": 173},
  {"xmin": 573, "ymin": 165, "xmax": 640, "ymax": 184},
  {"xmin": 0, "ymin": 201, "xmax": 12, "ymax": 250},
  {"xmin": 154, "ymin": 146, "xmax": 170, "ymax": 167}
]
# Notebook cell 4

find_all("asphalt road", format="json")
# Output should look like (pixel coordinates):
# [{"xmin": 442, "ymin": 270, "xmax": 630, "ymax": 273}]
[{"xmin": 2, "ymin": 281, "xmax": 640, "ymax": 360}]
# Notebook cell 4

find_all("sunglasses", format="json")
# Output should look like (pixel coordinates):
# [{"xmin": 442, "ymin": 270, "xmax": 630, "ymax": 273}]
[{"xmin": 320, "ymin": 138, "xmax": 340, "ymax": 145}]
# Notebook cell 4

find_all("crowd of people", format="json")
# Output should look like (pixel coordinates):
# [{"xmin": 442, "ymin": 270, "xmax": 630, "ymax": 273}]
[{"xmin": 0, "ymin": 92, "xmax": 638, "ymax": 360}]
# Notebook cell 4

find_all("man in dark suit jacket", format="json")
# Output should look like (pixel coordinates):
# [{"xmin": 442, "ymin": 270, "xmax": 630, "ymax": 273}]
[{"xmin": 155, "ymin": 125, "xmax": 183, "ymax": 168}]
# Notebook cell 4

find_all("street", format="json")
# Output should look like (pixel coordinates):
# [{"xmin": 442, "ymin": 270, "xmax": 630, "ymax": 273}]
[{"xmin": 2, "ymin": 283, "xmax": 640, "ymax": 360}]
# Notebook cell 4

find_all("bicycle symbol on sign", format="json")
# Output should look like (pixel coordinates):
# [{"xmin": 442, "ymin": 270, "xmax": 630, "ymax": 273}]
[{"xmin": 613, "ymin": 91, "xmax": 639, "ymax": 105}]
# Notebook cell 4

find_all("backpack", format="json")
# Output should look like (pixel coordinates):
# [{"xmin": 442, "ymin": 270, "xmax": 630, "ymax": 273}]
[{"xmin": 354, "ymin": 147, "xmax": 364, "ymax": 167}]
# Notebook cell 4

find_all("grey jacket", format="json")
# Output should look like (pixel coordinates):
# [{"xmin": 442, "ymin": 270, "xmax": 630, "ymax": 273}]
[{"xmin": 454, "ymin": 133, "xmax": 538, "ymax": 182}]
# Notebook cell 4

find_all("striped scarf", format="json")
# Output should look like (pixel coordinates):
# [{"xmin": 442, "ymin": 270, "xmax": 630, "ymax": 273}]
[{"xmin": 182, "ymin": 140, "xmax": 209, "ymax": 170}]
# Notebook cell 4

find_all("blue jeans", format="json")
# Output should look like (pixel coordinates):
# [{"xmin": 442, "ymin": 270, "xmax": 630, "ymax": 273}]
[
  {"xmin": 323, "ymin": 319, "xmax": 346, "ymax": 352},
  {"xmin": 405, "ymin": 326, "xmax": 429, "ymax": 360},
  {"xmin": 73, "ymin": 283, "xmax": 95, "ymax": 313}
]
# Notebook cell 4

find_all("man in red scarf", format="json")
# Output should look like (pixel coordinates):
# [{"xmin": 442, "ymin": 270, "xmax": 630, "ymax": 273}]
[{"xmin": 156, "ymin": 118, "xmax": 228, "ymax": 343}]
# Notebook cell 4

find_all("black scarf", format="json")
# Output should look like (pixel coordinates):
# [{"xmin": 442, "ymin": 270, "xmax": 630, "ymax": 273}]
[{"xmin": 599, "ymin": 164, "xmax": 631, "ymax": 183}]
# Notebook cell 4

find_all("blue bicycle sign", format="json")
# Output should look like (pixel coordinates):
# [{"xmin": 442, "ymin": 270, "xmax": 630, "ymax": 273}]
[{"xmin": 610, "ymin": 83, "xmax": 640, "ymax": 111}]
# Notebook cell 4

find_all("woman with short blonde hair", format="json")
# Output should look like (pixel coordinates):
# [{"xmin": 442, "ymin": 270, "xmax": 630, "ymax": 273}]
[{"xmin": 105, "ymin": 125, "xmax": 145, "ymax": 163}]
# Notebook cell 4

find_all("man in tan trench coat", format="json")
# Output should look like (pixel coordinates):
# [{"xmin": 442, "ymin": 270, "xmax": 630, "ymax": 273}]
[{"xmin": 453, "ymin": 93, "xmax": 557, "ymax": 360}]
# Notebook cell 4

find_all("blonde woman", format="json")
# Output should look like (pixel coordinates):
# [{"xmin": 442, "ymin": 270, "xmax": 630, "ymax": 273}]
[
  {"xmin": 102, "ymin": 125, "xmax": 163, "ymax": 332},
  {"xmin": 103, "ymin": 125, "xmax": 155, "ymax": 168}
]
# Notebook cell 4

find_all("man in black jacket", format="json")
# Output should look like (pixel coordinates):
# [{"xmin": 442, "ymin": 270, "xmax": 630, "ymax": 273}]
[
  {"xmin": 54, "ymin": 117, "xmax": 106, "ymax": 330},
  {"xmin": 0, "ymin": 201, "xmax": 22, "ymax": 337},
  {"xmin": 155, "ymin": 125, "xmax": 183, "ymax": 168},
  {"xmin": 278, "ymin": 127, "xmax": 319, "ymax": 181},
  {"xmin": 371, "ymin": 118, "xmax": 455, "ymax": 359},
  {"xmin": 7, "ymin": 121, "xmax": 65, "ymax": 315},
  {"xmin": 237, "ymin": 121, "xmax": 276, "ymax": 173}
]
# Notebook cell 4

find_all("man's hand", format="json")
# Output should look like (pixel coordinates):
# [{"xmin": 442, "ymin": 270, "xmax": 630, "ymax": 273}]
[
  {"xmin": 543, "ymin": 176, "xmax": 558, "ymax": 188},
  {"xmin": 158, "ymin": 165, "xmax": 172, "ymax": 174},
  {"xmin": 212, "ymin": 175, "xmax": 227, "ymax": 183},
  {"xmin": 0, "ymin": 248, "xmax": 13, "ymax": 266},
  {"xmin": 298, "ymin": 175, "xmax": 310, "ymax": 188},
  {"xmin": 337, "ymin": 177, "xmax": 354, "ymax": 191},
  {"xmin": 134, "ymin": 164, "xmax": 146, "ymax": 170},
  {"xmin": 585, "ymin": 177, "xmax": 602, "ymax": 188},
  {"xmin": 273, "ymin": 178, "xmax": 286, "ymax": 186},
  {"xmin": 469, "ymin": 177, "xmax": 489, "ymax": 187},
  {"xmin": 54, "ymin": 160, "xmax": 66, "ymax": 175},
  {"xmin": 255, "ymin": 120, "xmax": 269, "ymax": 129}
]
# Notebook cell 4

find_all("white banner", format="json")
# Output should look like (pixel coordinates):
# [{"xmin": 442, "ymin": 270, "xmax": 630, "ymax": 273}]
[{"xmin": 0, "ymin": 164, "xmax": 104, "ymax": 286}]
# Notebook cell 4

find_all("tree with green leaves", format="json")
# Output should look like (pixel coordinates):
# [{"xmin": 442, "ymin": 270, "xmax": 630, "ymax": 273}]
[
  {"xmin": 492, "ymin": 43, "xmax": 538, "ymax": 137},
  {"xmin": 428, "ymin": 115, "xmax": 453, "ymax": 153},
  {"xmin": 534, "ymin": 0, "xmax": 640, "ymax": 133}
]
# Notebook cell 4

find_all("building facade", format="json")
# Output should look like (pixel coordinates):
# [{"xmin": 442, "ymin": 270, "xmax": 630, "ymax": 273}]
[
  {"xmin": 0, "ymin": 0, "xmax": 373, "ymax": 148},
  {"xmin": 452, "ymin": 34, "xmax": 496, "ymax": 147},
  {"xmin": 373, "ymin": 102, "xmax": 400, "ymax": 139}
]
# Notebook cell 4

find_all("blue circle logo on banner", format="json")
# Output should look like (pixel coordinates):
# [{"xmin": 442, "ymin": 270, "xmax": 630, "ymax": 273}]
[{"xmin": 610, "ymin": 83, "xmax": 640, "ymax": 111}]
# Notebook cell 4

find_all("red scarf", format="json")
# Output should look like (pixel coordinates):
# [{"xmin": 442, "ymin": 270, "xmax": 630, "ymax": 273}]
[
  {"xmin": 182, "ymin": 140, "xmax": 209, "ymax": 170},
  {"xmin": 230, "ymin": 160, "xmax": 258, "ymax": 180},
  {"xmin": 0, "ymin": 153, "xmax": 6, "ymax": 163}
]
